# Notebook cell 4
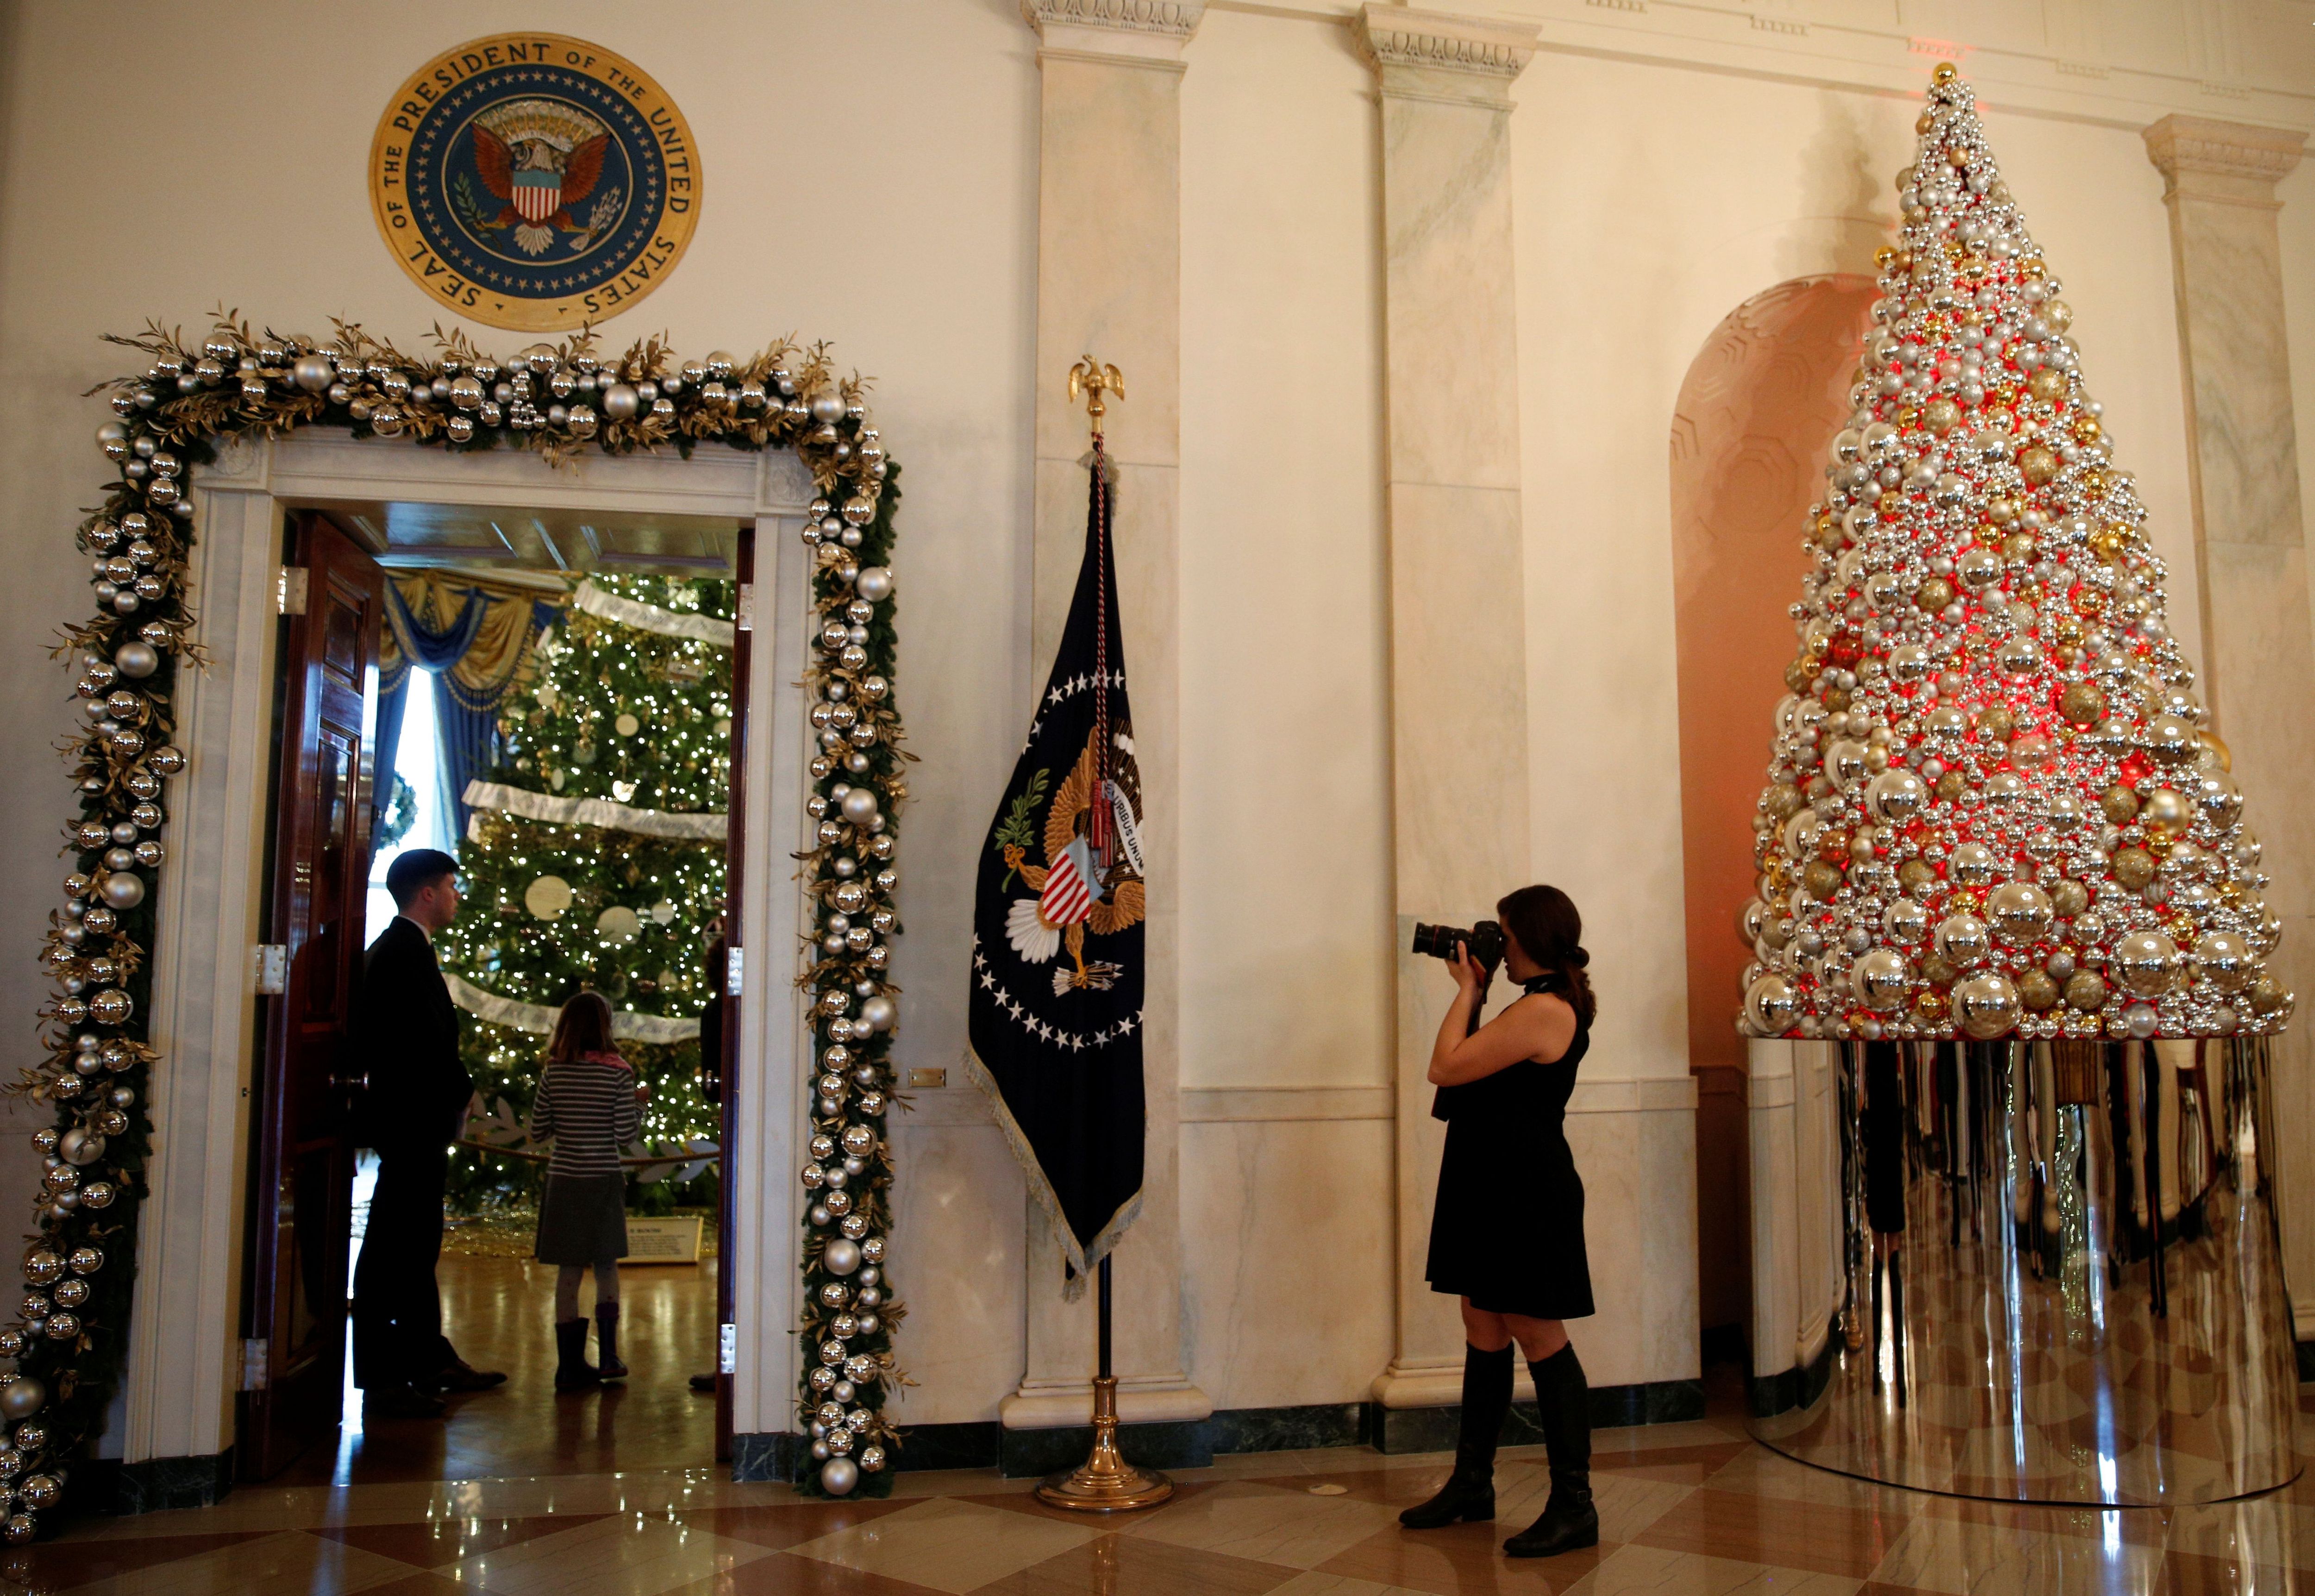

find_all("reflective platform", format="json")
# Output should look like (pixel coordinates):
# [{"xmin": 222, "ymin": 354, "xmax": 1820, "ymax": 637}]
[{"xmin": 1753, "ymin": 1036, "xmax": 2301, "ymax": 1504}]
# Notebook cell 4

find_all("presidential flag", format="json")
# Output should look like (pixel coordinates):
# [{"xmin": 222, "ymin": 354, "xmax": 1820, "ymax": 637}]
[{"xmin": 966, "ymin": 448, "xmax": 1145, "ymax": 1291}]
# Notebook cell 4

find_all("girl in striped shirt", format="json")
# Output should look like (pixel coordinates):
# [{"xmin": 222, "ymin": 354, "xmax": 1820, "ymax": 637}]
[{"xmin": 528, "ymin": 992, "xmax": 645, "ymax": 1391}]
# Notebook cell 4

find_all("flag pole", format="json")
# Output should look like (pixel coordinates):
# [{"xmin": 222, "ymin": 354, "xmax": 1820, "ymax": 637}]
[{"xmin": 1035, "ymin": 358, "xmax": 1171, "ymax": 1513}]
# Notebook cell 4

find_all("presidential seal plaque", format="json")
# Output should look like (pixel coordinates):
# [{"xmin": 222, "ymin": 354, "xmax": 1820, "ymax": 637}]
[{"xmin": 369, "ymin": 34, "xmax": 700, "ymax": 332}]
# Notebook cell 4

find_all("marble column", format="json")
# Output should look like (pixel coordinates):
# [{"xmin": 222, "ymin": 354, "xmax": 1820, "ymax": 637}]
[
  {"xmin": 1355, "ymin": 3, "xmax": 1543, "ymax": 1414},
  {"xmin": 2141, "ymin": 116, "xmax": 2315, "ymax": 1327},
  {"xmin": 1002, "ymin": 0, "xmax": 1211, "ymax": 1436}
]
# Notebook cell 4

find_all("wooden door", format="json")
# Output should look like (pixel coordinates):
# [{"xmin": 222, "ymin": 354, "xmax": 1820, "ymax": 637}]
[
  {"xmin": 240, "ymin": 513, "xmax": 383, "ymax": 1480},
  {"xmin": 717, "ymin": 525, "xmax": 753, "ymax": 1463}
]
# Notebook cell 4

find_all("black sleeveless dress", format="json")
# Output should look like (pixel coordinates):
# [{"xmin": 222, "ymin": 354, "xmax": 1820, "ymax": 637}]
[{"xmin": 1423, "ymin": 975, "xmax": 1595, "ymax": 1320}]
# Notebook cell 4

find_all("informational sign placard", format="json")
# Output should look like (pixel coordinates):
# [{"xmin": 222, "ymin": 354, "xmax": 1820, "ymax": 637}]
[{"xmin": 624, "ymin": 1215, "xmax": 703, "ymax": 1265}]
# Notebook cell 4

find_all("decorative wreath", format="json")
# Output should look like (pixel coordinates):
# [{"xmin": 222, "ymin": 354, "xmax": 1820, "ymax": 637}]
[{"xmin": 7, "ymin": 311, "xmax": 909, "ymax": 1536}]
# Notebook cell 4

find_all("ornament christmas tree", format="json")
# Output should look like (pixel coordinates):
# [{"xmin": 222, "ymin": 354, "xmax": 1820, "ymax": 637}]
[
  {"xmin": 435, "ymin": 574, "xmax": 733, "ymax": 1207},
  {"xmin": 1739, "ymin": 65, "xmax": 2291, "ymax": 1046}
]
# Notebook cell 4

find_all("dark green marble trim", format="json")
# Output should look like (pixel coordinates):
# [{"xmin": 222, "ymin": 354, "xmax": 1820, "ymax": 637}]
[
  {"xmin": 734, "ymin": 1382, "xmax": 1703, "ymax": 1483},
  {"xmin": 69, "ymin": 1449, "xmax": 234, "ymax": 1516},
  {"xmin": 1748, "ymin": 1333, "xmax": 1841, "ymax": 1419}
]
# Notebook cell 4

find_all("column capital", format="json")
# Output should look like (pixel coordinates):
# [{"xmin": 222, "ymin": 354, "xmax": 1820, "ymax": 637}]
[
  {"xmin": 2144, "ymin": 114, "xmax": 2306, "ymax": 203},
  {"xmin": 1021, "ymin": 0, "xmax": 1206, "ymax": 64},
  {"xmin": 1354, "ymin": 3, "xmax": 1539, "ymax": 105}
]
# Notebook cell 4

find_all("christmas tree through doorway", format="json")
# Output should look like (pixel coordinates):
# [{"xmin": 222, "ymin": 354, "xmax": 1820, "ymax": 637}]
[{"xmin": 437, "ymin": 574, "xmax": 736, "ymax": 1220}]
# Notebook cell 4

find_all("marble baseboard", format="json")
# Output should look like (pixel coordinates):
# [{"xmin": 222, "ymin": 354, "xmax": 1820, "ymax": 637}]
[
  {"xmin": 1209, "ymin": 1402, "xmax": 1363, "ymax": 1454},
  {"xmin": 729, "ymin": 1431, "xmax": 799, "ymax": 1484},
  {"xmin": 788, "ymin": 1402, "xmax": 1371, "ymax": 1480},
  {"xmin": 69, "ymin": 1449, "xmax": 235, "ymax": 1515},
  {"xmin": 757, "ymin": 1388, "xmax": 1719, "ymax": 1480},
  {"xmin": 1749, "ymin": 1329, "xmax": 1841, "ymax": 1419},
  {"xmin": 999, "ymin": 1419, "xmax": 1214, "ymax": 1478},
  {"xmin": 1363, "ymin": 1378, "xmax": 1707, "ymax": 1453}
]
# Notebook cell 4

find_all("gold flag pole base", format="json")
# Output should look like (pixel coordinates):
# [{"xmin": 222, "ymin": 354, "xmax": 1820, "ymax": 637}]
[{"xmin": 1035, "ymin": 1374, "xmax": 1173, "ymax": 1512}]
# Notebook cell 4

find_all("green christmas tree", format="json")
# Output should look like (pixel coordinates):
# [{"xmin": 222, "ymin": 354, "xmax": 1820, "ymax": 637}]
[{"xmin": 435, "ymin": 574, "xmax": 734, "ymax": 1211}]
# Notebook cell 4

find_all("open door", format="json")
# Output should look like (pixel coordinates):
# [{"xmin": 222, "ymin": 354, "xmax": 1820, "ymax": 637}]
[
  {"xmin": 717, "ymin": 524, "xmax": 753, "ymax": 1463},
  {"xmin": 240, "ymin": 512, "xmax": 384, "ymax": 1480}
]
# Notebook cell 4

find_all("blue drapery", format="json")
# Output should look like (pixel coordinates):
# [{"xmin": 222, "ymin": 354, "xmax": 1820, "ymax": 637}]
[{"xmin": 369, "ymin": 577, "xmax": 559, "ymax": 850}]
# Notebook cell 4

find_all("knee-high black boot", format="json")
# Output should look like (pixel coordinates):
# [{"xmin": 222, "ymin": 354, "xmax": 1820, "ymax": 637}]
[
  {"xmin": 1505, "ymin": 1345, "xmax": 1598, "ymax": 1557},
  {"xmin": 1399, "ymin": 1343, "xmax": 1512, "ymax": 1528},
  {"xmin": 594, "ymin": 1301, "xmax": 627, "ymax": 1381}
]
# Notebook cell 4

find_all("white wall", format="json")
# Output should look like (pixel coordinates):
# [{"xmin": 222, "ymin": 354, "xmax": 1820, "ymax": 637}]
[
  {"xmin": 0, "ymin": 0, "xmax": 2309, "ymax": 1454},
  {"xmin": 1178, "ymin": 6, "xmax": 1396, "ymax": 1412}
]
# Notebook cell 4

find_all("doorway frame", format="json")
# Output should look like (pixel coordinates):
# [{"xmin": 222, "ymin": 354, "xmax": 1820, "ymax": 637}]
[{"xmin": 120, "ymin": 427, "xmax": 818, "ymax": 1479}]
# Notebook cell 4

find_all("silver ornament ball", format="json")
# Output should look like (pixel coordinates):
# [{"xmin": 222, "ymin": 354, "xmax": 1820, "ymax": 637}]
[{"xmin": 0, "ymin": 1381, "xmax": 42, "ymax": 1425}]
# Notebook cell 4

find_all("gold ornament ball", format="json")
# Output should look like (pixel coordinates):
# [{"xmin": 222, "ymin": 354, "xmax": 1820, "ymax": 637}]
[
  {"xmin": 2113, "ymin": 931, "xmax": 2181, "ymax": 997},
  {"xmin": 2051, "ymin": 879, "xmax": 2090, "ymax": 917},
  {"xmin": 2197, "ymin": 931, "xmax": 2254, "ymax": 993},
  {"xmin": 2018, "ymin": 969, "xmax": 2060, "ymax": 1011},
  {"xmin": 2102, "ymin": 785, "xmax": 2140, "ymax": 823},
  {"xmin": 2059, "ymin": 682, "xmax": 2105, "ymax": 726},
  {"xmin": 1801, "ymin": 861, "xmax": 1844, "ymax": 901},
  {"xmin": 2027, "ymin": 368, "xmax": 2066, "ymax": 403},
  {"xmin": 2145, "ymin": 713, "xmax": 2199, "ymax": 765},
  {"xmin": 1952, "ymin": 973, "xmax": 2022, "ymax": 1040},
  {"xmin": 2111, "ymin": 847, "xmax": 2157, "ymax": 890},
  {"xmin": 2019, "ymin": 446, "xmax": 2059, "ymax": 485},
  {"xmin": 1923, "ymin": 397, "xmax": 1961, "ymax": 435},
  {"xmin": 2065, "ymin": 969, "xmax": 2109, "ymax": 1012},
  {"xmin": 2140, "ymin": 787, "xmax": 2193, "ymax": 834},
  {"xmin": 1915, "ymin": 576, "xmax": 1953, "ymax": 612}
]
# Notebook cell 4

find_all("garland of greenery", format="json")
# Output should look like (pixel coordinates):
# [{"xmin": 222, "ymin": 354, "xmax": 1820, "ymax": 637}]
[{"xmin": 4, "ymin": 312, "xmax": 907, "ymax": 1536}]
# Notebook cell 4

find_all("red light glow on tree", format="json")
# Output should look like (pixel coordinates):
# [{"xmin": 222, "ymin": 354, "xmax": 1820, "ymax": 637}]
[{"xmin": 1737, "ymin": 65, "xmax": 2290, "ymax": 1046}]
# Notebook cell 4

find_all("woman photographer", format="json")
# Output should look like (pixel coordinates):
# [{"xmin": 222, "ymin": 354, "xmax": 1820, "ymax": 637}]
[{"xmin": 1400, "ymin": 884, "xmax": 1598, "ymax": 1559}]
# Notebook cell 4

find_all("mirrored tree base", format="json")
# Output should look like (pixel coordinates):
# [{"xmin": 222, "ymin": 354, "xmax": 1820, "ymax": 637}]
[{"xmin": 1752, "ymin": 1035, "xmax": 2300, "ymax": 1504}]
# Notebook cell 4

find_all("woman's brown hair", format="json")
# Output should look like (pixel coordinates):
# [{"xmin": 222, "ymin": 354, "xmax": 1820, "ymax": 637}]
[
  {"xmin": 1497, "ymin": 884, "xmax": 1596, "ymax": 1025},
  {"xmin": 547, "ymin": 990, "xmax": 616, "ymax": 1062}
]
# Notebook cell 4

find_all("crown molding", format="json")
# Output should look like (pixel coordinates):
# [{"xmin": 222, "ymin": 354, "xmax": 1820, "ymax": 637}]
[
  {"xmin": 2144, "ymin": 114, "xmax": 2307, "ymax": 192},
  {"xmin": 1354, "ymin": 3, "xmax": 1539, "ymax": 86},
  {"xmin": 1022, "ymin": 0, "xmax": 1208, "ymax": 62}
]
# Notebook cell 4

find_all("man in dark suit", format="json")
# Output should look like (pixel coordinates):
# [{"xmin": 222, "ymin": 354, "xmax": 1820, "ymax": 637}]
[{"xmin": 350, "ymin": 848, "xmax": 505, "ymax": 1419}]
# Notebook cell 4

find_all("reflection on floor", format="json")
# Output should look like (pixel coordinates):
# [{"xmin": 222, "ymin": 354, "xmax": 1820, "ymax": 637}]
[
  {"xmin": 287, "ymin": 1253, "xmax": 720, "ymax": 1488},
  {"xmin": 18, "ymin": 1384, "xmax": 2315, "ymax": 1593}
]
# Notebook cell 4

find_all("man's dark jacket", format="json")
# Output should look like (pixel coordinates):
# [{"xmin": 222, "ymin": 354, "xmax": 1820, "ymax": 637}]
[{"xmin": 351, "ymin": 916, "xmax": 472, "ymax": 1152}]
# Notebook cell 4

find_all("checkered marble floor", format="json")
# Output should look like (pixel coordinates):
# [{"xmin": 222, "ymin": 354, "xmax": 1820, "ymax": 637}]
[{"xmin": 12, "ymin": 1410, "xmax": 2315, "ymax": 1594}]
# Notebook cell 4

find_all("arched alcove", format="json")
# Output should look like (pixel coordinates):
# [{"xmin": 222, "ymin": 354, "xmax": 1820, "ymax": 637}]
[{"xmin": 1670, "ymin": 275, "xmax": 1877, "ymax": 1340}]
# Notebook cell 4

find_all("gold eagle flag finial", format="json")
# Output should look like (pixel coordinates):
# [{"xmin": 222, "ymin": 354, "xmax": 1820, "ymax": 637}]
[{"xmin": 1066, "ymin": 357, "xmax": 1124, "ymax": 441}]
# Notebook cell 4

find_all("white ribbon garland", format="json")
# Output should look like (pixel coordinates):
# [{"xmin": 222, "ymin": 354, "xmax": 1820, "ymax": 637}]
[
  {"xmin": 445, "ymin": 971, "xmax": 702, "ymax": 1044},
  {"xmin": 572, "ymin": 578, "xmax": 736, "ymax": 647},
  {"xmin": 463, "ymin": 779, "xmax": 728, "ymax": 839}
]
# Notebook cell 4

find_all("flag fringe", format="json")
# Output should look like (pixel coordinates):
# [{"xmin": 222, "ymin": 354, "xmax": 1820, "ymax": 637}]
[{"xmin": 959, "ymin": 1041, "xmax": 1142, "ymax": 1300}]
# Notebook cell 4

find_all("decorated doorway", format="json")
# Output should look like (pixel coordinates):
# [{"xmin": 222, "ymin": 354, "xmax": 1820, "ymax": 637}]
[{"xmin": 15, "ymin": 322, "xmax": 911, "ymax": 1538}]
